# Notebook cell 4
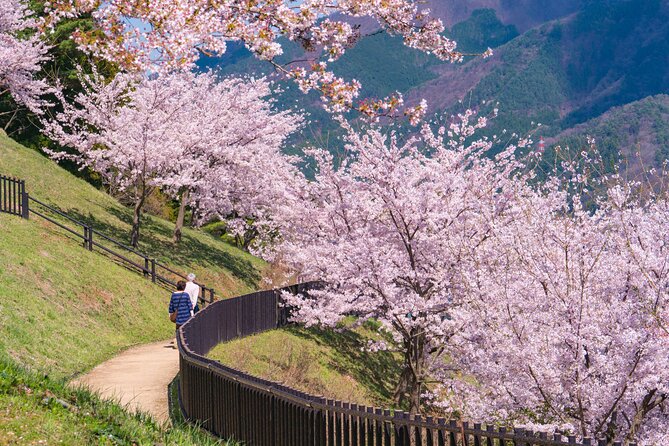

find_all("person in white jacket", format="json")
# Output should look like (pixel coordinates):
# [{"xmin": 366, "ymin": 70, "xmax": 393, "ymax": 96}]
[{"xmin": 184, "ymin": 273, "xmax": 200, "ymax": 315}]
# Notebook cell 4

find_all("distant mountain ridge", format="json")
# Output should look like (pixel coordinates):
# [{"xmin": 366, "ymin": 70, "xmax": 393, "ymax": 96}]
[
  {"xmin": 201, "ymin": 0, "xmax": 669, "ymax": 168},
  {"xmin": 423, "ymin": 0, "xmax": 585, "ymax": 30}
]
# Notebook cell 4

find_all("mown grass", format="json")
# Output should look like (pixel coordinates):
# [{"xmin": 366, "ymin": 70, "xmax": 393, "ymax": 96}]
[
  {"xmin": 0, "ymin": 356, "xmax": 234, "ymax": 445},
  {"xmin": 0, "ymin": 133, "xmax": 265, "ymax": 378},
  {"xmin": 0, "ymin": 213, "xmax": 176, "ymax": 378},
  {"xmin": 208, "ymin": 319, "xmax": 402, "ymax": 407},
  {"xmin": 0, "ymin": 132, "xmax": 266, "ymax": 298},
  {"xmin": 0, "ymin": 134, "xmax": 255, "ymax": 443}
]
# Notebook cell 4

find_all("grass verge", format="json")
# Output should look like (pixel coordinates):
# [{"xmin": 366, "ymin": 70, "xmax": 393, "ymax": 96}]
[
  {"xmin": 0, "ymin": 356, "xmax": 233, "ymax": 445},
  {"xmin": 208, "ymin": 319, "xmax": 402, "ymax": 407},
  {"xmin": 0, "ymin": 213, "xmax": 175, "ymax": 378}
]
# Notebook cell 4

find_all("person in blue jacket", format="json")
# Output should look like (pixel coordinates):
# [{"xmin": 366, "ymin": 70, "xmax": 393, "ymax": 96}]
[{"xmin": 169, "ymin": 280, "xmax": 193, "ymax": 330}]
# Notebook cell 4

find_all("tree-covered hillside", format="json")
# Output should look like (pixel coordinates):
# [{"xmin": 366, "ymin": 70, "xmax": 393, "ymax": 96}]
[
  {"xmin": 413, "ymin": 0, "xmax": 669, "ymax": 166},
  {"xmin": 199, "ymin": 8, "xmax": 520, "ymax": 156},
  {"xmin": 205, "ymin": 0, "xmax": 669, "ymax": 168},
  {"xmin": 550, "ymin": 95, "xmax": 669, "ymax": 172}
]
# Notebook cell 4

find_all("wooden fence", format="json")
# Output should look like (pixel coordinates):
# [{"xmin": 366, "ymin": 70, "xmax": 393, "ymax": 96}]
[
  {"xmin": 0, "ymin": 174, "xmax": 215, "ymax": 303},
  {"xmin": 177, "ymin": 284, "xmax": 633, "ymax": 446}
]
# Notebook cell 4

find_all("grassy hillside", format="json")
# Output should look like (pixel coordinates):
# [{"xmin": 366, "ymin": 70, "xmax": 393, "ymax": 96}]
[
  {"xmin": 0, "ymin": 357, "xmax": 231, "ymax": 445},
  {"xmin": 0, "ymin": 133, "xmax": 261, "ymax": 443},
  {"xmin": 208, "ymin": 319, "xmax": 402, "ymax": 407},
  {"xmin": 0, "ymin": 212, "xmax": 172, "ymax": 378},
  {"xmin": 0, "ymin": 133, "xmax": 267, "ymax": 379},
  {"xmin": 0, "ymin": 132, "xmax": 265, "ymax": 299}
]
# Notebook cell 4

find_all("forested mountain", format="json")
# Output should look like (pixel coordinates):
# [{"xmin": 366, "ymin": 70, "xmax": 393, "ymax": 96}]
[
  {"xmin": 423, "ymin": 0, "xmax": 585, "ymax": 30},
  {"xmin": 201, "ymin": 0, "xmax": 669, "ymax": 167}
]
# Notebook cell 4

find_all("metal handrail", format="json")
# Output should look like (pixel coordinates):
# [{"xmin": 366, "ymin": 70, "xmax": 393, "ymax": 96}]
[
  {"xmin": 1, "ymin": 174, "xmax": 216, "ymax": 302},
  {"xmin": 28, "ymin": 196, "xmax": 88, "ymax": 227}
]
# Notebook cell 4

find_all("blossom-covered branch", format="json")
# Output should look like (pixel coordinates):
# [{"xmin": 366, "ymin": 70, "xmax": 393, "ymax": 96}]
[
  {"xmin": 42, "ymin": 0, "xmax": 489, "ymax": 122},
  {"xmin": 269, "ymin": 112, "xmax": 531, "ymax": 413}
]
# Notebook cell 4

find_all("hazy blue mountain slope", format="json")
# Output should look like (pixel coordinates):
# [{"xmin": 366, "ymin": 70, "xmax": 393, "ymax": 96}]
[
  {"xmin": 407, "ymin": 0, "xmax": 669, "ymax": 163},
  {"xmin": 550, "ymin": 95, "xmax": 669, "ymax": 171},
  {"xmin": 425, "ymin": 0, "xmax": 584, "ymax": 31},
  {"xmin": 198, "ymin": 9, "xmax": 521, "ymax": 154},
  {"xmin": 202, "ymin": 0, "xmax": 669, "ymax": 169}
]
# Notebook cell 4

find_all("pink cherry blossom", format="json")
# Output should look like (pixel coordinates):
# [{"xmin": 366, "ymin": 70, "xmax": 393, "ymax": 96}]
[
  {"xmin": 268, "ymin": 112, "xmax": 531, "ymax": 413},
  {"xmin": 42, "ymin": 0, "xmax": 465, "ymax": 121},
  {"xmin": 0, "ymin": 0, "xmax": 52, "ymax": 113},
  {"xmin": 258, "ymin": 113, "xmax": 669, "ymax": 444},
  {"xmin": 441, "ymin": 159, "xmax": 669, "ymax": 445},
  {"xmin": 44, "ymin": 69, "xmax": 301, "ymax": 247}
]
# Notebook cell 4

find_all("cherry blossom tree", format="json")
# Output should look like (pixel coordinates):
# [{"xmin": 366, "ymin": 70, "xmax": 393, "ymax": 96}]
[
  {"xmin": 271, "ymin": 112, "xmax": 533, "ymax": 413},
  {"xmin": 156, "ymin": 77, "xmax": 302, "ymax": 243},
  {"xmin": 183, "ymin": 137, "xmax": 304, "ymax": 249},
  {"xmin": 44, "ymin": 69, "xmax": 301, "ymax": 247},
  {"xmin": 0, "ymin": 0, "xmax": 52, "ymax": 120},
  {"xmin": 42, "ymin": 0, "xmax": 490, "ymax": 122},
  {"xmin": 442, "ymin": 159, "xmax": 669, "ymax": 445},
  {"xmin": 263, "ymin": 112, "xmax": 669, "ymax": 442}
]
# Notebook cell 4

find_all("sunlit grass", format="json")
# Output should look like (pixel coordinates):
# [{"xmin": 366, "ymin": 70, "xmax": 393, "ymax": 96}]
[
  {"xmin": 208, "ymin": 318, "xmax": 403, "ymax": 407},
  {"xmin": 0, "ymin": 356, "xmax": 234, "ymax": 445},
  {"xmin": 0, "ymin": 132, "xmax": 266, "ymax": 298}
]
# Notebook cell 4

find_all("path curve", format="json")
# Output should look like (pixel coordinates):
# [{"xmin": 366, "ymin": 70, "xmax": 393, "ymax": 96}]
[{"xmin": 71, "ymin": 339, "xmax": 179, "ymax": 424}]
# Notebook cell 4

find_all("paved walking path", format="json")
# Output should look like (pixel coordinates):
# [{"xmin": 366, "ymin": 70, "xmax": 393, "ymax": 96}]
[{"xmin": 71, "ymin": 339, "xmax": 179, "ymax": 424}]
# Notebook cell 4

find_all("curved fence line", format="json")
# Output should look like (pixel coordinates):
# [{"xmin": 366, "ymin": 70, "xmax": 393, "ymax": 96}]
[{"xmin": 177, "ymin": 284, "xmax": 630, "ymax": 446}]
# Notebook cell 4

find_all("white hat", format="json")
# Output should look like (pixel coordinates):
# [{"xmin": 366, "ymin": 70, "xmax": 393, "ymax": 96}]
[{"xmin": 187, "ymin": 273, "xmax": 196, "ymax": 281}]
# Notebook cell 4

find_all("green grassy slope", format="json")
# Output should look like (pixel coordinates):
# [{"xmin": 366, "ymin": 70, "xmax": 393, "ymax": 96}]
[
  {"xmin": 0, "ymin": 212, "xmax": 173, "ymax": 378},
  {"xmin": 208, "ymin": 320, "xmax": 402, "ymax": 407},
  {"xmin": 0, "ymin": 357, "xmax": 232, "ymax": 445},
  {"xmin": 0, "ymin": 133, "xmax": 266, "ymax": 378},
  {"xmin": 0, "ymin": 132, "xmax": 265, "ymax": 299},
  {"xmin": 0, "ymin": 133, "xmax": 259, "ymax": 443}
]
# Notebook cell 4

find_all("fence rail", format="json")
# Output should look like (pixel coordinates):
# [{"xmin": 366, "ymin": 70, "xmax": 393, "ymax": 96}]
[
  {"xmin": 177, "ymin": 284, "xmax": 631, "ymax": 446},
  {"xmin": 0, "ymin": 174, "xmax": 215, "ymax": 304}
]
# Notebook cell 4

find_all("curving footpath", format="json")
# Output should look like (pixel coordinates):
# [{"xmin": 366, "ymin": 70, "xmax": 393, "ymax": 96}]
[{"xmin": 71, "ymin": 339, "xmax": 179, "ymax": 424}]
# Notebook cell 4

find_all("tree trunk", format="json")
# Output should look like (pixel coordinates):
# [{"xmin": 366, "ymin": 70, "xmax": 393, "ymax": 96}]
[
  {"xmin": 130, "ymin": 193, "xmax": 146, "ymax": 248},
  {"xmin": 243, "ymin": 225, "xmax": 260, "ymax": 250},
  {"xmin": 393, "ymin": 331, "xmax": 425, "ymax": 414},
  {"xmin": 624, "ymin": 390, "xmax": 663, "ymax": 446},
  {"xmin": 173, "ymin": 189, "xmax": 189, "ymax": 243}
]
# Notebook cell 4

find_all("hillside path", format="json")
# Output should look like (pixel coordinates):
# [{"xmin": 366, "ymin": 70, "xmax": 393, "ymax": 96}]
[{"xmin": 70, "ymin": 339, "xmax": 179, "ymax": 424}]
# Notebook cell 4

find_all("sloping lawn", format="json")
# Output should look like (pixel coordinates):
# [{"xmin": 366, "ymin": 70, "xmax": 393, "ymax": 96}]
[
  {"xmin": 0, "ymin": 213, "xmax": 176, "ymax": 378},
  {"xmin": 0, "ymin": 132, "xmax": 266, "ymax": 299},
  {"xmin": 208, "ymin": 319, "xmax": 402, "ymax": 407}
]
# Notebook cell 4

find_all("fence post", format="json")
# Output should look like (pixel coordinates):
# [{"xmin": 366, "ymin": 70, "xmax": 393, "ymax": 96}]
[
  {"xmin": 210, "ymin": 288, "xmax": 214, "ymax": 303},
  {"xmin": 21, "ymin": 187, "xmax": 29, "ymax": 219},
  {"xmin": 83, "ymin": 226, "xmax": 88, "ymax": 249},
  {"xmin": 88, "ymin": 227, "xmax": 93, "ymax": 251},
  {"xmin": 151, "ymin": 259, "xmax": 156, "ymax": 283},
  {"xmin": 275, "ymin": 289, "xmax": 281, "ymax": 327},
  {"xmin": 144, "ymin": 257, "xmax": 149, "ymax": 278}
]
